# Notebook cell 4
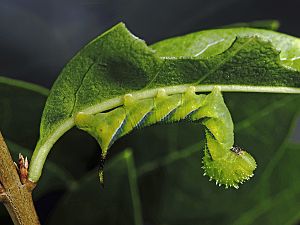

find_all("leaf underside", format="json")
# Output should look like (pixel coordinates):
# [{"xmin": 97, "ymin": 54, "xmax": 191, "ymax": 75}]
[{"xmin": 29, "ymin": 22, "xmax": 300, "ymax": 182}]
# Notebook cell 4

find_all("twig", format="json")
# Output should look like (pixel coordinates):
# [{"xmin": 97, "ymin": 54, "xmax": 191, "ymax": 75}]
[{"xmin": 0, "ymin": 132, "xmax": 40, "ymax": 225}]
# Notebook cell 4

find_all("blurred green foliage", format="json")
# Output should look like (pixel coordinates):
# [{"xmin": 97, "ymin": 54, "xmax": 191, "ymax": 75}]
[{"xmin": 0, "ymin": 76, "xmax": 299, "ymax": 225}]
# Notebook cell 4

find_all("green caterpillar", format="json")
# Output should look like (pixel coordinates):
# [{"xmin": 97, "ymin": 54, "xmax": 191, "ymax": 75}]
[{"xmin": 75, "ymin": 86, "xmax": 256, "ymax": 188}]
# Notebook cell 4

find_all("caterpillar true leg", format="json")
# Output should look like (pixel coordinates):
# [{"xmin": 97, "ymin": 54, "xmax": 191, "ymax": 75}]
[{"xmin": 75, "ymin": 86, "xmax": 256, "ymax": 188}]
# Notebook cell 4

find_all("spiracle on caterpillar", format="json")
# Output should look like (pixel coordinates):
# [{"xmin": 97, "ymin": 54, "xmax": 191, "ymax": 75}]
[{"xmin": 74, "ymin": 86, "xmax": 257, "ymax": 189}]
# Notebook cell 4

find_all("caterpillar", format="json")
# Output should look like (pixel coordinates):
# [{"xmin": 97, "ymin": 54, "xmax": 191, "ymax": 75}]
[{"xmin": 75, "ymin": 86, "xmax": 257, "ymax": 188}]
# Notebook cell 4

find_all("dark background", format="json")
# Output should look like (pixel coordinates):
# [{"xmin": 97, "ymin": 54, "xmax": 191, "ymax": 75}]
[
  {"xmin": 1, "ymin": 0, "xmax": 300, "ymax": 87},
  {"xmin": 1, "ymin": 0, "xmax": 300, "ymax": 224}
]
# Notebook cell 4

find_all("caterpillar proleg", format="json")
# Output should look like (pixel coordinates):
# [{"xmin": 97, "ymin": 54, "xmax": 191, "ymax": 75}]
[{"xmin": 75, "ymin": 86, "xmax": 256, "ymax": 188}]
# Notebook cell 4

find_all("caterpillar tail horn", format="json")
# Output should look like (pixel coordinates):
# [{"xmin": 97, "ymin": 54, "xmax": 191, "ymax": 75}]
[{"xmin": 99, "ymin": 155, "xmax": 106, "ymax": 187}]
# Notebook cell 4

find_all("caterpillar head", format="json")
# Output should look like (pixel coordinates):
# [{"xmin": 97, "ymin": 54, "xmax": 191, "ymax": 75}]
[{"xmin": 202, "ymin": 134, "xmax": 257, "ymax": 189}]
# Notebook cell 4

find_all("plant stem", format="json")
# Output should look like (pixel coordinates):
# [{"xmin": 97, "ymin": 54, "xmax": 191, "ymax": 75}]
[{"xmin": 0, "ymin": 132, "xmax": 40, "ymax": 225}]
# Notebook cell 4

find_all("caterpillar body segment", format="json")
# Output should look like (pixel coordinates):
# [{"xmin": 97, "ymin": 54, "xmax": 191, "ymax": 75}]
[
  {"xmin": 75, "ymin": 86, "xmax": 256, "ymax": 188},
  {"xmin": 122, "ymin": 96, "xmax": 154, "ymax": 135},
  {"xmin": 76, "ymin": 108, "xmax": 126, "ymax": 158},
  {"xmin": 203, "ymin": 132, "xmax": 256, "ymax": 188}
]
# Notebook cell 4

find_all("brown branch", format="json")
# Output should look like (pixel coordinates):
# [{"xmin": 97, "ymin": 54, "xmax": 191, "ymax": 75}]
[
  {"xmin": 0, "ymin": 132, "xmax": 40, "ymax": 225},
  {"xmin": 0, "ymin": 182, "xmax": 5, "ymax": 202}
]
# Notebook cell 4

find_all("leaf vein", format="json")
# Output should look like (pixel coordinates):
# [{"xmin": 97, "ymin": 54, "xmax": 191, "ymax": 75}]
[
  {"xmin": 196, "ymin": 37, "xmax": 255, "ymax": 84},
  {"xmin": 69, "ymin": 63, "xmax": 95, "ymax": 116}
]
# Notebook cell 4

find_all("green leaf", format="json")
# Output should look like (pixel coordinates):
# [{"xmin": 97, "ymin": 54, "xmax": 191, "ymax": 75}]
[
  {"xmin": 220, "ymin": 20, "xmax": 280, "ymax": 31},
  {"xmin": 29, "ymin": 23, "xmax": 300, "ymax": 182},
  {"xmin": 0, "ymin": 76, "xmax": 48, "ymax": 148},
  {"xmin": 48, "ymin": 149, "xmax": 143, "ymax": 225}
]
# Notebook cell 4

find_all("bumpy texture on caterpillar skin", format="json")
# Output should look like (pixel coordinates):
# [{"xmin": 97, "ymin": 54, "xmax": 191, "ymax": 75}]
[{"xmin": 75, "ymin": 87, "xmax": 257, "ymax": 188}]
